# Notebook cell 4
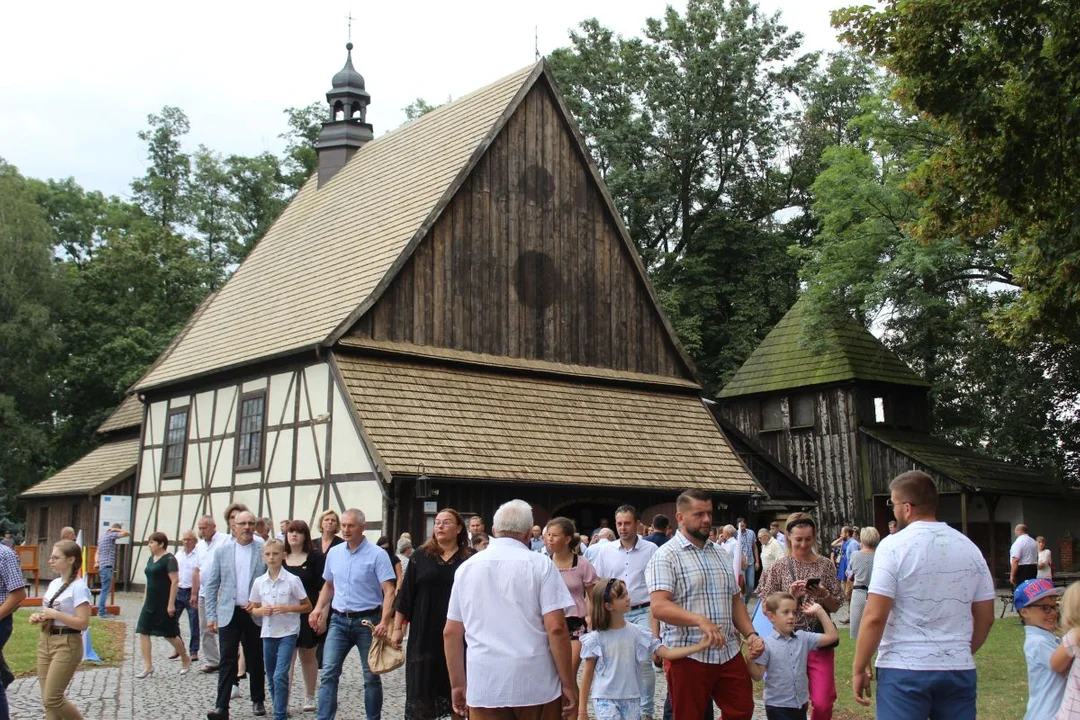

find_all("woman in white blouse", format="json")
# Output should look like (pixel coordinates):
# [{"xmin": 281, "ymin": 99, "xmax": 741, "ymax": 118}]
[
  {"xmin": 29, "ymin": 539, "xmax": 91, "ymax": 720},
  {"xmin": 1037, "ymin": 536, "xmax": 1053, "ymax": 579}
]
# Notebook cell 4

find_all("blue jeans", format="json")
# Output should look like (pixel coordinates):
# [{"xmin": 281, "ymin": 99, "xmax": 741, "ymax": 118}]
[
  {"xmin": 174, "ymin": 588, "xmax": 199, "ymax": 655},
  {"xmin": 264, "ymin": 635, "xmax": 298, "ymax": 720},
  {"xmin": 626, "ymin": 606, "xmax": 656, "ymax": 716},
  {"xmin": 318, "ymin": 611, "xmax": 382, "ymax": 720},
  {"xmin": 742, "ymin": 564, "xmax": 755, "ymax": 602},
  {"xmin": 97, "ymin": 566, "xmax": 113, "ymax": 617},
  {"xmin": 876, "ymin": 668, "xmax": 977, "ymax": 720},
  {"xmin": 0, "ymin": 614, "xmax": 12, "ymax": 720}
]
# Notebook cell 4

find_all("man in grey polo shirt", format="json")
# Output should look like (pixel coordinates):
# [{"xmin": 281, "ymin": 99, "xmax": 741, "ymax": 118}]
[{"xmin": 309, "ymin": 508, "xmax": 396, "ymax": 720}]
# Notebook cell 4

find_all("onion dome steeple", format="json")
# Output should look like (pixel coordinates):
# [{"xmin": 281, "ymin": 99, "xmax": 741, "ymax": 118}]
[{"xmin": 317, "ymin": 42, "xmax": 374, "ymax": 188}]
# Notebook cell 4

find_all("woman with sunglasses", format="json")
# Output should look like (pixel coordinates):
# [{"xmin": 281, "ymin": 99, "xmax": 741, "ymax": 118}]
[{"xmin": 756, "ymin": 512, "xmax": 843, "ymax": 720}]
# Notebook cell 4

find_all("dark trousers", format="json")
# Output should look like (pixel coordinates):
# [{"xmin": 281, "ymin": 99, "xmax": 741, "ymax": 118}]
[
  {"xmin": 0, "ymin": 614, "xmax": 12, "ymax": 720},
  {"xmin": 175, "ymin": 588, "xmax": 199, "ymax": 655},
  {"xmin": 766, "ymin": 704, "xmax": 809, "ymax": 719},
  {"xmin": 1015, "ymin": 564, "xmax": 1038, "ymax": 586},
  {"xmin": 216, "ymin": 608, "xmax": 266, "ymax": 710}
]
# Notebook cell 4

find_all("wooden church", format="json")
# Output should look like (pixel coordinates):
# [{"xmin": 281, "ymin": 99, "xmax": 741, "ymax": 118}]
[
  {"xmin": 19, "ymin": 46, "xmax": 792, "ymax": 578},
  {"xmin": 715, "ymin": 299, "xmax": 1068, "ymax": 580}
]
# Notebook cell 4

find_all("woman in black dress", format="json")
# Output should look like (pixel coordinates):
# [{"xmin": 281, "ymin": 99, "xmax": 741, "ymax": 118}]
[
  {"xmin": 391, "ymin": 509, "xmax": 474, "ymax": 719},
  {"xmin": 136, "ymin": 532, "xmax": 190, "ymax": 677},
  {"xmin": 283, "ymin": 520, "xmax": 324, "ymax": 713}
]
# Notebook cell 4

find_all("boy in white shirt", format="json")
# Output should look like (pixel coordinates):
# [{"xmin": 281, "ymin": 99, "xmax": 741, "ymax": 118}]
[{"xmin": 250, "ymin": 539, "xmax": 311, "ymax": 720}]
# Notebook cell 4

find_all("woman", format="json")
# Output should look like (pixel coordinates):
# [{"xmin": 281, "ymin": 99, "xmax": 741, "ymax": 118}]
[
  {"xmin": 1037, "ymin": 536, "xmax": 1053, "ymax": 579},
  {"xmin": 756, "ymin": 513, "xmax": 843, "ymax": 720},
  {"xmin": 376, "ymin": 536, "xmax": 403, "ymax": 588},
  {"xmin": 847, "ymin": 526, "xmax": 879, "ymax": 639},
  {"xmin": 135, "ymin": 532, "xmax": 190, "ymax": 678},
  {"xmin": 317, "ymin": 510, "xmax": 344, "ymax": 555},
  {"xmin": 30, "ymin": 540, "xmax": 90, "ymax": 720},
  {"xmin": 391, "ymin": 509, "xmax": 474, "ymax": 719},
  {"xmin": 283, "ymin": 520, "xmax": 324, "ymax": 713},
  {"xmin": 544, "ymin": 517, "xmax": 598, "ymax": 677}
]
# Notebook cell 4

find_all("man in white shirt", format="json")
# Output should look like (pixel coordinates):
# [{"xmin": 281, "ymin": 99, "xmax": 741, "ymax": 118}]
[
  {"xmin": 852, "ymin": 471, "xmax": 995, "ymax": 720},
  {"xmin": 592, "ymin": 505, "xmax": 658, "ymax": 719},
  {"xmin": 583, "ymin": 528, "xmax": 614, "ymax": 563},
  {"xmin": 174, "ymin": 530, "xmax": 201, "ymax": 662},
  {"xmin": 445, "ymin": 499, "xmax": 576, "ymax": 720},
  {"xmin": 194, "ymin": 515, "xmax": 229, "ymax": 673},
  {"xmin": 1009, "ymin": 524, "xmax": 1039, "ymax": 587}
]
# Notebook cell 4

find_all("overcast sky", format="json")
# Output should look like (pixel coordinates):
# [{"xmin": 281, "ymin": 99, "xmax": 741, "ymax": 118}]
[{"xmin": 1, "ymin": 0, "xmax": 851, "ymax": 199}]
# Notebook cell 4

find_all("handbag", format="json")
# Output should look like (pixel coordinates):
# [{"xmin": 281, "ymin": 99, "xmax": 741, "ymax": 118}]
[
  {"xmin": 786, "ymin": 557, "xmax": 840, "ymax": 650},
  {"xmin": 361, "ymin": 620, "xmax": 405, "ymax": 674}
]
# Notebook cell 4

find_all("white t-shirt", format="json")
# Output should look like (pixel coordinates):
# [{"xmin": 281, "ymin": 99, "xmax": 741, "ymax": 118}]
[
  {"xmin": 868, "ymin": 521, "xmax": 995, "ymax": 671},
  {"xmin": 196, "ymin": 532, "xmax": 229, "ymax": 598},
  {"xmin": 1038, "ymin": 549, "xmax": 1053, "ymax": 579},
  {"xmin": 250, "ymin": 570, "xmax": 308, "ymax": 638},
  {"xmin": 234, "ymin": 541, "xmax": 256, "ymax": 606},
  {"xmin": 176, "ymin": 547, "xmax": 200, "ymax": 589},
  {"xmin": 1010, "ymin": 534, "xmax": 1038, "ymax": 565},
  {"xmin": 42, "ymin": 576, "xmax": 91, "ymax": 629}
]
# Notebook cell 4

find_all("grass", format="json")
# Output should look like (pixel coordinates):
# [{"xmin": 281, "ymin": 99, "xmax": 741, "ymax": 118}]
[{"xmin": 5, "ymin": 609, "xmax": 127, "ymax": 675}]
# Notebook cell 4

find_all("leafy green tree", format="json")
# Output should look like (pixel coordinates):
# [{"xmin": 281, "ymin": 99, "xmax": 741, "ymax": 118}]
[
  {"xmin": 280, "ymin": 102, "xmax": 324, "ymax": 191},
  {"xmin": 403, "ymin": 97, "xmax": 440, "ymax": 121},
  {"xmin": 226, "ymin": 152, "xmax": 286, "ymax": 262},
  {"xmin": 190, "ymin": 146, "xmax": 234, "ymax": 287},
  {"xmin": 131, "ymin": 106, "xmax": 193, "ymax": 229}
]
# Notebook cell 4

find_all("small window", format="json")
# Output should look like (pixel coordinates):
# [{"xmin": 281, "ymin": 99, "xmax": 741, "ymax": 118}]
[
  {"xmin": 162, "ymin": 408, "xmax": 188, "ymax": 478},
  {"xmin": 874, "ymin": 397, "xmax": 886, "ymax": 424},
  {"xmin": 791, "ymin": 394, "xmax": 815, "ymax": 428},
  {"xmin": 235, "ymin": 391, "xmax": 266, "ymax": 471},
  {"xmin": 761, "ymin": 397, "xmax": 784, "ymax": 431}
]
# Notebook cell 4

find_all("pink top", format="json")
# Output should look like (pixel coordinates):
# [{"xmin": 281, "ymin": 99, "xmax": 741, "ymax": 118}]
[
  {"xmin": 1057, "ymin": 628, "xmax": 1080, "ymax": 720},
  {"xmin": 556, "ymin": 554, "xmax": 598, "ymax": 618}
]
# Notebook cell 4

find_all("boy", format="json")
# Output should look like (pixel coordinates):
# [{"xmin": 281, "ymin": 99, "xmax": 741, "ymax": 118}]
[
  {"xmin": 250, "ymin": 539, "xmax": 311, "ymax": 720},
  {"xmin": 748, "ymin": 592, "xmax": 839, "ymax": 719},
  {"xmin": 1015, "ymin": 578, "xmax": 1066, "ymax": 720}
]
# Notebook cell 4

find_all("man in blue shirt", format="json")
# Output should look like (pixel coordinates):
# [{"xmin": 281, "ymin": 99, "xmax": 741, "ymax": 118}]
[
  {"xmin": 1015, "ymin": 578, "xmax": 1066, "ymax": 720},
  {"xmin": 309, "ymin": 508, "xmax": 396, "ymax": 720}
]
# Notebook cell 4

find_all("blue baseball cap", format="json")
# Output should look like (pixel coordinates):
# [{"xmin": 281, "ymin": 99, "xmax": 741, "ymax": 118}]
[{"xmin": 1014, "ymin": 578, "xmax": 1063, "ymax": 611}]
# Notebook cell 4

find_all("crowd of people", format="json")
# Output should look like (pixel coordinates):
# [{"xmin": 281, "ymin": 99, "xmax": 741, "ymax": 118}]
[{"xmin": 2, "ymin": 469, "xmax": 1078, "ymax": 720}]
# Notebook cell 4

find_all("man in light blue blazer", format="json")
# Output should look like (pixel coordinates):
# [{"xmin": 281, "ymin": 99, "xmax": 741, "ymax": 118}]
[{"xmin": 204, "ymin": 511, "xmax": 268, "ymax": 720}]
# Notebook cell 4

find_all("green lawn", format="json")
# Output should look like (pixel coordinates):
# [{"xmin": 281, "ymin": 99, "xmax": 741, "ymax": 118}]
[{"xmin": 5, "ymin": 609, "xmax": 126, "ymax": 675}]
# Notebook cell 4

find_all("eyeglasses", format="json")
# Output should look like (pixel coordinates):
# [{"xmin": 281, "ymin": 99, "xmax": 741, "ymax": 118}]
[
  {"xmin": 1025, "ymin": 604, "xmax": 1059, "ymax": 615},
  {"xmin": 886, "ymin": 500, "xmax": 917, "ymax": 508},
  {"xmin": 433, "ymin": 519, "xmax": 457, "ymax": 528}
]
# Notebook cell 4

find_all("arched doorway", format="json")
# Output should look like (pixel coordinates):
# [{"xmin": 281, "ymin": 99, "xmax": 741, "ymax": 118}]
[{"xmin": 552, "ymin": 498, "xmax": 623, "ymax": 535}]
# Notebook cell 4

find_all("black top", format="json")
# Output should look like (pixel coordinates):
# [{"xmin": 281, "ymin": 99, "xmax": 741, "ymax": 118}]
[
  {"xmin": 283, "ymin": 550, "xmax": 326, "ymax": 603},
  {"xmin": 319, "ymin": 535, "xmax": 344, "ymax": 555}
]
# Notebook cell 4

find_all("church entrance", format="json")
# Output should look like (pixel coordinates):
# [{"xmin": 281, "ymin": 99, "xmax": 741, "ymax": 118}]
[{"xmin": 550, "ymin": 498, "xmax": 621, "ymax": 536}]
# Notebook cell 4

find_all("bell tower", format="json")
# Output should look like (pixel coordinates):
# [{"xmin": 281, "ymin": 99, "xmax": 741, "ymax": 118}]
[{"xmin": 317, "ymin": 42, "xmax": 374, "ymax": 188}]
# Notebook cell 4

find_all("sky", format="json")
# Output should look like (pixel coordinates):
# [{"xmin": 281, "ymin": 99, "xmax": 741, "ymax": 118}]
[{"xmin": 0, "ymin": 0, "xmax": 851, "ymax": 199}]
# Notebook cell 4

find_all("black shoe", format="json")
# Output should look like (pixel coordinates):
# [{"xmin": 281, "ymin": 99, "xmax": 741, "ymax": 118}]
[
  {"xmin": 0, "ymin": 664, "xmax": 13, "ymax": 689},
  {"xmin": 207, "ymin": 709, "xmax": 228, "ymax": 720},
  {"xmin": 200, "ymin": 665, "xmax": 219, "ymax": 674},
  {"xmin": 252, "ymin": 701, "xmax": 266, "ymax": 716}
]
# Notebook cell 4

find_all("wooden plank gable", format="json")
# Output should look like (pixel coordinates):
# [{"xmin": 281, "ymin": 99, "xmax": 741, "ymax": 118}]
[{"xmin": 348, "ymin": 76, "xmax": 694, "ymax": 381}]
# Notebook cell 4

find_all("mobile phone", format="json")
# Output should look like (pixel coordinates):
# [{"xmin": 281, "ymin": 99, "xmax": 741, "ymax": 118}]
[{"xmin": 806, "ymin": 578, "xmax": 821, "ymax": 590}]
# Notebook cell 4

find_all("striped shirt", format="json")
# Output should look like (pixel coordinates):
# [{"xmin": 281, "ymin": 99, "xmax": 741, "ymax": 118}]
[
  {"xmin": 0, "ymin": 544, "xmax": 22, "ymax": 604},
  {"xmin": 646, "ymin": 530, "xmax": 740, "ymax": 665}
]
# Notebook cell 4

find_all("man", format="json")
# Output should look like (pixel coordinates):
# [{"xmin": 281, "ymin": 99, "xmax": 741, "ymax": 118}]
[
  {"xmin": 276, "ymin": 520, "xmax": 289, "ymax": 542},
  {"xmin": 94, "ymin": 522, "xmax": 129, "ymax": 619},
  {"xmin": 647, "ymin": 489, "xmax": 762, "ymax": 719},
  {"xmin": 194, "ymin": 514, "xmax": 229, "ymax": 673},
  {"xmin": 887, "ymin": 520, "xmax": 897, "ymax": 534},
  {"xmin": 1010, "ymin": 524, "xmax": 1039, "ymax": 587},
  {"xmin": 593, "ymin": 505, "xmax": 658, "ymax": 719},
  {"xmin": 852, "ymin": 471, "xmax": 995, "ymax": 719},
  {"xmin": 309, "ymin": 509, "xmax": 395, "ymax": 720},
  {"xmin": 469, "ymin": 515, "xmax": 486, "ymax": 547},
  {"xmin": 396, "ymin": 536, "xmax": 413, "ymax": 577},
  {"xmin": 645, "ymin": 515, "xmax": 672, "ymax": 547},
  {"xmin": 174, "ymin": 530, "xmax": 201, "ymax": 662},
  {"xmin": 769, "ymin": 521, "xmax": 786, "ymax": 548},
  {"xmin": 0, "ymin": 542, "xmax": 27, "ymax": 720},
  {"xmin": 204, "ymin": 511, "xmax": 268, "ymax": 720},
  {"xmin": 254, "ymin": 517, "xmax": 272, "ymax": 543},
  {"xmin": 445, "ymin": 499, "xmax": 576, "ymax": 720},
  {"xmin": 529, "ymin": 525, "xmax": 545, "ymax": 552},
  {"xmin": 583, "ymin": 527, "xmax": 614, "ymax": 563},
  {"xmin": 735, "ymin": 518, "xmax": 757, "ymax": 601},
  {"xmin": 757, "ymin": 528, "xmax": 784, "ymax": 579},
  {"xmin": 59, "ymin": 526, "xmax": 76, "ymax": 542}
]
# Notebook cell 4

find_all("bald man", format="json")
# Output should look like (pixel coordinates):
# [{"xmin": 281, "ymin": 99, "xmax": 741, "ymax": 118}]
[
  {"xmin": 1010, "ymin": 524, "xmax": 1039, "ymax": 587},
  {"xmin": 59, "ymin": 527, "xmax": 76, "ymax": 542}
]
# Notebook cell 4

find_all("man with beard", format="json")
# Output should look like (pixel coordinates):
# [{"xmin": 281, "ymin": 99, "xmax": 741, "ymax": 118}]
[{"xmin": 647, "ymin": 490, "xmax": 762, "ymax": 720}]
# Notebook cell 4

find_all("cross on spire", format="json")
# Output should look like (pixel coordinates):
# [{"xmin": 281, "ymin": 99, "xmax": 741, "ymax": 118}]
[{"xmin": 346, "ymin": 11, "xmax": 354, "ymax": 44}]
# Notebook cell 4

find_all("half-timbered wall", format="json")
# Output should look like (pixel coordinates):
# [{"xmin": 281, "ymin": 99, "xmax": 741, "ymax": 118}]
[
  {"xmin": 131, "ymin": 362, "xmax": 383, "ymax": 580},
  {"xmin": 348, "ymin": 79, "xmax": 692, "ymax": 380}
]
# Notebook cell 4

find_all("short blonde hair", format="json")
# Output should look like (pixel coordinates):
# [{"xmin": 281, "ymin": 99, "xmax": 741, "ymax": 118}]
[
  {"xmin": 764, "ymin": 592, "xmax": 797, "ymax": 614},
  {"xmin": 860, "ymin": 526, "xmax": 881, "ymax": 549},
  {"xmin": 318, "ymin": 509, "xmax": 340, "ymax": 530},
  {"xmin": 1060, "ymin": 582, "xmax": 1080, "ymax": 632},
  {"xmin": 262, "ymin": 539, "xmax": 285, "ymax": 553}
]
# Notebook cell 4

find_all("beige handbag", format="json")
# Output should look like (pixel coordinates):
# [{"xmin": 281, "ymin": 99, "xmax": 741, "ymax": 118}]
[{"xmin": 361, "ymin": 620, "xmax": 405, "ymax": 674}]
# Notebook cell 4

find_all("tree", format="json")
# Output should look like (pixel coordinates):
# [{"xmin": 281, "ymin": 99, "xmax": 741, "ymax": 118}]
[
  {"xmin": 131, "ymin": 106, "xmax": 193, "ymax": 229},
  {"xmin": 225, "ymin": 152, "xmax": 286, "ymax": 262},
  {"xmin": 402, "ymin": 97, "xmax": 440, "ymax": 121},
  {"xmin": 190, "ymin": 146, "xmax": 234, "ymax": 287},
  {"xmin": 280, "ymin": 102, "xmax": 324, "ymax": 192}
]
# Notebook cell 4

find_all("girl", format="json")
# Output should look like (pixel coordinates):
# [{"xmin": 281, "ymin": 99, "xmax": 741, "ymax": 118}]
[
  {"xmin": 135, "ymin": 532, "xmax": 190, "ymax": 678},
  {"xmin": 1051, "ymin": 581, "xmax": 1080, "ymax": 719},
  {"xmin": 578, "ymin": 578, "xmax": 709, "ymax": 720},
  {"xmin": 29, "ymin": 540, "xmax": 90, "ymax": 720},
  {"xmin": 545, "ymin": 517, "xmax": 598, "ymax": 677},
  {"xmin": 283, "ymin": 520, "xmax": 324, "ymax": 712}
]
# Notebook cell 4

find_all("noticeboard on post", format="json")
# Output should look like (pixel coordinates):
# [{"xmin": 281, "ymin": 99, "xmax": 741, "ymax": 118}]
[{"xmin": 98, "ymin": 495, "xmax": 132, "ymax": 544}]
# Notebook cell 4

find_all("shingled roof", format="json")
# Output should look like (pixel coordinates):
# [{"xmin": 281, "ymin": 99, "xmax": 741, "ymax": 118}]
[
  {"xmin": 719, "ymin": 298, "xmax": 928, "ymax": 398},
  {"xmin": 20, "ymin": 438, "xmax": 139, "ymax": 498},
  {"xmin": 135, "ymin": 64, "xmax": 540, "ymax": 392},
  {"xmin": 96, "ymin": 394, "xmax": 143, "ymax": 435}
]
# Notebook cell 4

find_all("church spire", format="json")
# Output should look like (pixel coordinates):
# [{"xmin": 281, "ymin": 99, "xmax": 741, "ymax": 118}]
[{"xmin": 317, "ymin": 42, "xmax": 374, "ymax": 188}]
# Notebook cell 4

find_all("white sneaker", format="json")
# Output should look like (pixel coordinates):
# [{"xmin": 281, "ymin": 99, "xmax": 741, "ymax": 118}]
[
  {"xmin": 230, "ymin": 685, "xmax": 241, "ymax": 700},
  {"xmin": 302, "ymin": 696, "xmax": 317, "ymax": 712}
]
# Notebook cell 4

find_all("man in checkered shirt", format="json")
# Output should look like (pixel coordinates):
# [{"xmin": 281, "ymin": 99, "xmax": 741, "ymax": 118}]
[
  {"xmin": 647, "ymin": 489, "xmax": 764, "ymax": 720},
  {"xmin": 0, "ymin": 542, "xmax": 27, "ymax": 720},
  {"xmin": 94, "ymin": 523, "xmax": 129, "ymax": 619}
]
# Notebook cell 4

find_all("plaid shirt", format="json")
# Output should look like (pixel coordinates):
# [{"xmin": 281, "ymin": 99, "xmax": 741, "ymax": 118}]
[
  {"xmin": 646, "ymin": 530, "xmax": 740, "ymax": 665},
  {"xmin": 737, "ymin": 528, "xmax": 755, "ymax": 561},
  {"xmin": 97, "ymin": 529, "xmax": 121, "ymax": 568},
  {"xmin": 0, "ymin": 544, "xmax": 23, "ymax": 604}
]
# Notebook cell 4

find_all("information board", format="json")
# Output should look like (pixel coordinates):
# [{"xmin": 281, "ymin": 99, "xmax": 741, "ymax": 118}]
[{"xmin": 98, "ymin": 495, "xmax": 132, "ymax": 544}]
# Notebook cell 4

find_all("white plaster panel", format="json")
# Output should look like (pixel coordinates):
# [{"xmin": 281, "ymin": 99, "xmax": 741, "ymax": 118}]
[
  {"xmin": 195, "ymin": 391, "xmax": 216, "ymax": 438},
  {"xmin": 268, "ymin": 372, "xmax": 296, "ymax": 427},
  {"xmin": 148, "ymin": 401, "xmax": 168, "ymax": 445},
  {"xmin": 295, "ymin": 425, "xmax": 326, "ymax": 481},
  {"xmin": 294, "ymin": 484, "xmax": 324, "ymax": 528},
  {"xmin": 232, "ymin": 487, "xmax": 262, "ymax": 518},
  {"xmin": 211, "ymin": 439, "xmax": 235, "ymax": 488},
  {"xmin": 178, "ymin": 492, "xmax": 206, "ymax": 534},
  {"xmin": 170, "ymin": 395, "xmax": 191, "ymax": 408},
  {"xmin": 134, "ymin": 496, "xmax": 157, "ymax": 541},
  {"xmin": 139, "ymin": 449, "xmax": 159, "ymax": 494},
  {"xmin": 335, "ymin": 479, "xmax": 384, "ymax": 526},
  {"xmin": 235, "ymin": 470, "xmax": 262, "ymax": 489},
  {"xmin": 129, "ymin": 542, "xmax": 148, "ymax": 584},
  {"xmin": 156, "ymin": 494, "xmax": 182, "ymax": 540},
  {"xmin": 266, "ymin": 429, "xmax": 294, "ymax": 484},
  {"xmin": 206, "ymin": 492, "xmax": 234, "ymax": 527},
  {"xmin": 242, "ymin": 377, "xmax": 268, "ymax": 392},
  {"xmin": 265, "ymin": 486, "xmax": 292, "ymax": 526},
  {"xmin": 159, "ymin": 477, "xmax": 182, "ymax": 496},
  {"xmin": 213, "ymin": 386, "xmax": 238, "ymax": 436},
  {"xmin": 330, "ymin": 384, "xmax": 373, "ymax": 475},
  {"xmin": 183, "ymin": 446, "xmax": 204, "ymax": 490},
  {"xmin": 301, "ymin": 364, "xmax": 330, "ymax": 421}
]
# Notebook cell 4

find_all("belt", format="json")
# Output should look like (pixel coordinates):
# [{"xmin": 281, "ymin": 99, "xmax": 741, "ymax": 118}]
[
  {"xmin": 630, "ymin": 602, "xmax": 651, "ymax": 611},
  {"xmin": 99, "ymin": 565, "xmax": 113, "ymax": 570},
  {"xmin": 333, "ymin": 608, "xmax": 380, "ymax": 618},
  {"xmin": 48, "ymin": 627, "xmax": 80, "ymax": 636},
  {"xmin": 853, "ymin": 585, "xmax": 868, "ymax": 591}
]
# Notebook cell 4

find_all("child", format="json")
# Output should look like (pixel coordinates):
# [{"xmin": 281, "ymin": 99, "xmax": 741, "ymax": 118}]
[
  {"xmin": 250, "ymin": 539, "xmax": 312, "ymax": 720},
  {"xmin": 1051, "ymin": 581, "xmax": 1080, "ymax": 719},
  {"xmin": 578, "ymin": 578, "xmax": 709, "ymax": 720},
  {"xmin": 748, "ymin": 592, "xmax": 839, "ymax": 720},
  {"xmin": 1015, "ymin": 578, "xmax": 1067, "ymax": 720}
]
